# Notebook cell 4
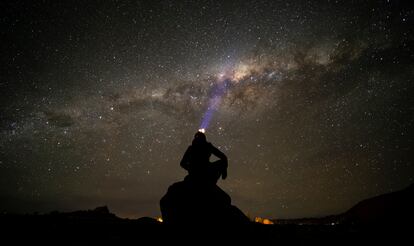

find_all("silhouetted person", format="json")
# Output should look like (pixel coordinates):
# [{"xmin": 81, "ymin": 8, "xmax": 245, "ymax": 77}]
[
  {"xmin": 180, "ymin": 131, "xmax": 228, "ymax": 184},
  {"xmin": 160, "ymin": 131, "xmax": 250, "ymax": 225}
]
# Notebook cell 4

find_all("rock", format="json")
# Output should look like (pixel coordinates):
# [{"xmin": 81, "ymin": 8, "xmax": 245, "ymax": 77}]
[
  {"xmin": 160, "ymin": 175, "xmax": 250, "ymax": 225},
  {"xmin": 92, "ymin": 206, "xmax": 111, "ymax": 214}
]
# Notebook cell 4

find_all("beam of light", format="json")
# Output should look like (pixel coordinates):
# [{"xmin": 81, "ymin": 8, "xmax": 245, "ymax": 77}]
[{"xmin": 199, "ymin": 78, "xmax": 230, "ymax": 131}]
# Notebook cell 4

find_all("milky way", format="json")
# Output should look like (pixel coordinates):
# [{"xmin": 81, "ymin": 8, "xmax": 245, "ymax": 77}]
[{"xmin": 1, "ymin": 1, "xmax": 413, "ymax": 219}]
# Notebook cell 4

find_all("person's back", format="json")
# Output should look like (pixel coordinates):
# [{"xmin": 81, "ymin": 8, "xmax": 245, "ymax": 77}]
[
  {"xmin": 180, "ymin": 131, "xmax": 228, "ymax": 183},
  {"xmin": 184, "ymin": 142, "xmax": 212, "ymax": 170}
]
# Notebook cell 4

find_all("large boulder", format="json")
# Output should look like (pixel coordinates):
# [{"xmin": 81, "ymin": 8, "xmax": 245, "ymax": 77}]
[{"xmin": 160, "ymin": 175, "xmax": 250, "ymax": 225}]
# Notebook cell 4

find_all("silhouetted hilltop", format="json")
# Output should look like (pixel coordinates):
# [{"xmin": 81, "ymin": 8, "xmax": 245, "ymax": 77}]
[
  {"xmin": 47, "ymin": 205, "xmax": 117, "ymax": 220},
  {"xmin": 1, "ymin": 205, "xmax": 162, "ymax": 226},
  {"xmin": 341, "ymin": 183, "xmax": 414, "ymax": 226},
  {"xmin": 274, "ymin": 183, "xmax": 414, "ymax": 227}
]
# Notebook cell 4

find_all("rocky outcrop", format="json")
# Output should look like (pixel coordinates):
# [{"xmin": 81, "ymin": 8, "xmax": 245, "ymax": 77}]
[{"xmin": 160, "ymin": 175, "xmax": 250, "ymax": 225}]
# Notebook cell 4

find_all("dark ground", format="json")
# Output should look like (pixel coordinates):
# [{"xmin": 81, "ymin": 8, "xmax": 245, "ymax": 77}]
[
  {"xmin": 1, "ymin": 184, "xmax": 412, "ymax": 245},
  {"xmin": 0, "ymin": 212, "xmax": 411, "ymax": 245}
]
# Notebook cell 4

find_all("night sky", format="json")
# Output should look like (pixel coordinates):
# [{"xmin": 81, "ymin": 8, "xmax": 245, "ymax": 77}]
[{"xmin": 1, "ymin": 0, "xmax": 413, "ymax": 219}]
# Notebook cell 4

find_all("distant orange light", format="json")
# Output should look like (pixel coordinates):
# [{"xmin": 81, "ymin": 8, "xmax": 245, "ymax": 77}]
[
  {"xmin": 262, "ymin": 218, "xmax": 274, "ymax": 225},
  {"xmin": 156, "ymin": 217, "xmax": 163, "ymax": 223},
  {"xmin": 254, "ymin": 217, "xmax": 274, "ymax": 225}
]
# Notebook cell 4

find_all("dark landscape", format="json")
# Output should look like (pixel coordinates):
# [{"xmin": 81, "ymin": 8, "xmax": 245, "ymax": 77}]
[{"xmin": 2, "ymin": 184, "xmax": 412, "ymax": 244}]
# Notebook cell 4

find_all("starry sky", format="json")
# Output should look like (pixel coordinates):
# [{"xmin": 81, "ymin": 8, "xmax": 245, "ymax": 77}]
[{"xmin": 1, "ymin": 0, "xmax": 413, "ymax": 219}]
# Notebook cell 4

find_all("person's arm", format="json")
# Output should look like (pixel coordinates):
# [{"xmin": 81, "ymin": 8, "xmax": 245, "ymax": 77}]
[
  {"xmin": 210, "ymin": 143, "xmax": 228, "ymax": 179},
  {"xmin": 180, "ymin": 146, "xmax": 192, "ymax": 171},
  {"xmin": 210, "ymin": 144, "xmax": 228, "ymax": 163}
]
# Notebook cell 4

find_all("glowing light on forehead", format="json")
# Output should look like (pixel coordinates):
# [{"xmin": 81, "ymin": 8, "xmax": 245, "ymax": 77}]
[{"xmin": 198, "ymin": 128, "xmax": 205, "ymax": 133}]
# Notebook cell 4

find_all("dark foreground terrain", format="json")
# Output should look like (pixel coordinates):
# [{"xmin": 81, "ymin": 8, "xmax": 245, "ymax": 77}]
[
  {"xmin": 1, "ymin": 208, "xmax": 411, "ymax": 245},
  {"xmin": 1, "ymin": 184, "xmax": 413, "ymax": 244},
  {"xmin": 0, "ymin": 211, "xmax": 411, "ymax": 245}
]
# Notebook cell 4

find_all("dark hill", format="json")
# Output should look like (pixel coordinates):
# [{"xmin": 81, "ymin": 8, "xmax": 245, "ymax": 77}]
[
  {"xmin": 275, "ymin": 183, "xmax": 414, "ymax": 227},
  {"xmin": 341, "ymin": 184, "xmax": 414, "ymax": 226}
]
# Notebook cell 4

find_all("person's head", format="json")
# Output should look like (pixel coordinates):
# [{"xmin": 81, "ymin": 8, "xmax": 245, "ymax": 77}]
[{"xmin": 192, "ymin": 131, "xmax": 207, "ymax": 145}]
